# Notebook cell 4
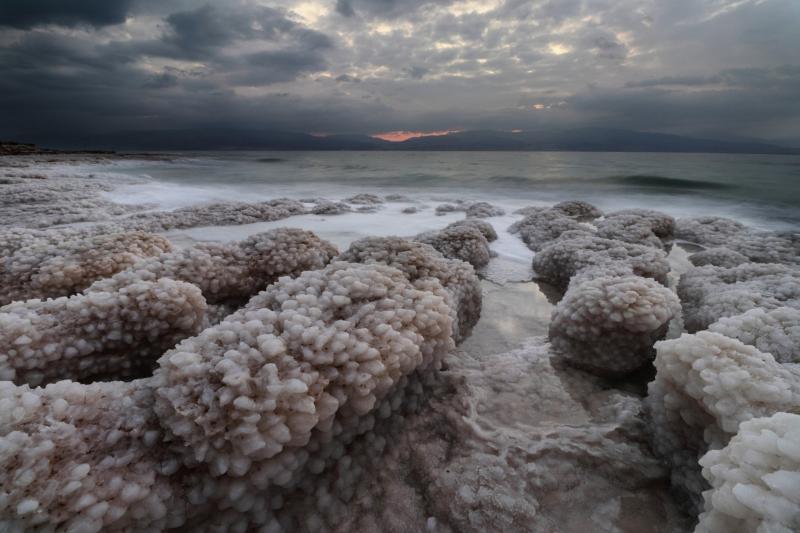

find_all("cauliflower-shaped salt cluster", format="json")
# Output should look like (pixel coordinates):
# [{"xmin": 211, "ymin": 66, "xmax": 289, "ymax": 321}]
[
  {"xmin": 91, "ymin": 228, "xmax": 338, "ymax": 313},
  {"xmin": 0, "ymin": 231, "xmax": 172, "ymax": 305},
  {"xmin": 0, "ymin": 261, "xmax": 458, "ymax": 532},
  {"xmin": 549, "ymin": 276, "xmax": 680, "ymax": 377},
  {"xmin": 508, "ymin": 209, "xmax": 588, "ymax": 252},
  {"xmin": 552, "ymin": 200, "xmax": 603, "ymax": 221},
  {"xmin": 0, "ymin": 277, "xmax": 206, "ymax": 386},
  {"xmin": 695, "ymin": 412, "xmax": 800, "ymax": 533},
  {"xmin": 416, "ymin": 225, "xmax": 491, "ymax": 269},
  {"xmin": 678, "ymin": 263, "xmax": 800, "ymax": 332},
  {"xmin": 708, "ymin": 307, "xmax": 800, "ymax": 364},
  {"xmin": 120, "ymin": 199, "xmax": 306, "ymax": 232},
  {"xmin": 435, "ymin": 202, "xmax": 468, "ymax": 215},
  {"xmin": 645, "ymin": 331, "xmax": 800, "ymax": 513},
  {"xmin": 532, "ymin": 236, "xmax": 670, "ymax": 290},
  {"xmin": 337, "ymin": 236, "xmax": 481, "ymax": 342},
  {"xmin": 465, "ymin": 202, "xmax": 505, "ymax": 218},
  {"xmin": 596, "ymin": 209, "xmax": 675, "ymax": 250},
  {"xmin": 345, "ymin": 193, "xmax": 383, "ymax": 205},
  {"xmin": 676, "ymin": 217, "xmax": 799, "ymax": 266},
  {"xmin": 446, "ymin": 218, "xmax": 498, "ymax": 242},
  {"xmin": 311, "ymin": 200, "xmax": 351, "ymax": 215},
  {"xmin": 689, "ymin": 247, "xmax": 749, "ymax": 268}
]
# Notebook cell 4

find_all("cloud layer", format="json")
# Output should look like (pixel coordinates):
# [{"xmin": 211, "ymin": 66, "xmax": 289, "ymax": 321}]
[{"xmin": 1, "ymin": 0, "xmax": 798, "ymax": 146}]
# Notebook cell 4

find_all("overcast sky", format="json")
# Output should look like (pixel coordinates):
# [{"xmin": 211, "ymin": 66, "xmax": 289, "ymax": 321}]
[{"xmin": 1, "ymin": 0, "xmax": 799, "ymax": 145}]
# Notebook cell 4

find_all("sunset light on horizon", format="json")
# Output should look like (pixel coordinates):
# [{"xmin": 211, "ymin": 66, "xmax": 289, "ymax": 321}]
[{"xmin": 371, "ymin": 130, "xmax": 462, "ymax": 142}]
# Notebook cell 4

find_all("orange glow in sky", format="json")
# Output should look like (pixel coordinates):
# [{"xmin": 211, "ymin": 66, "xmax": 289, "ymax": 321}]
[{"xmin": 371, "ymin": 129, "xmax": 462, "ymax": 142}]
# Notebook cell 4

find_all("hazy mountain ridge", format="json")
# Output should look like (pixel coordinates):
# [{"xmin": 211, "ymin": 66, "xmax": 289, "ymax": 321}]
[{"xmin": 33, "ymin": 128, "xmax": 800, "ymax": 154}]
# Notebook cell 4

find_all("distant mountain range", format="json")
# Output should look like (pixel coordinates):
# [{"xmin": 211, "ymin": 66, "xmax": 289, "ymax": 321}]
[{"xmin": 38, "ymin": 127, "xmax": 800, "ymax": 154}]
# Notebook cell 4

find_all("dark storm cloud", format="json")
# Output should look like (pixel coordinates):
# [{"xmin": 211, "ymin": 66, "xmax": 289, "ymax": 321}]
[
  {"xmin": 0, "ymin": 0, "xmax": 799, "ymax": 147},
  {"xmin": 0, "ymin": 0, "xmax": 134, "ymax": 29}
]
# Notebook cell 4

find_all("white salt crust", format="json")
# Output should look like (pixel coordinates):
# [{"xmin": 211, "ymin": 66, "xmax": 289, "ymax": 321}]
[
  {"xmin": 415, "ymin": 225, "xmax": 491, "ymax": 270},
  {"xmin": 0, "ymin": 277, "xmax": 207, "ymax": 385},
  {"xmin": 532, "ymin": 235, "xmax": 670, "ymax": 291},
  {"xmin": 0, "ymin": 230, "xmax": 172, "ymax": 305},
  {"xmin": 689, "ymin": 247, "xmax": 749, "ymax": 268},
  {"xmin": 92, "ymin": 228, "xmax": 338, "ymax": 311},
  {"xmin": 0, "ymin": 261, "xmax": 457, "ymax": 532},
  {"xmin": 445, "ymin": 218, "xmax": 498, "ymax": 242},
  {"xmin": 678, "ymin": 263, "xmax": 800, "ymax": 332},
  {"xmin": 676, "ymin": 216, "xmax": 799, "ymax": 266},
  {"xmin": 464, "ymin": 201, "xmax": 505, "ymax": 218},
  {"xmin": 550, "ymin": 275, "xmax": 680, "ymax": 376},
  {"xmin": 596, "ymin": 209, "xmax": 676, "ymax": 250},
  {"xmin": 508, "ymin": 209, "xmax": 588, "ymax": 251},
  {"xmin": 645, "ymin": 331, "xmax": 800, "ymax": 514},
  {"xmin": 695, "ymin": 412, "xmax": 800, "ymax": 533},
  {"xmin": 336, "ymin": 236, "xmax": 482, "ymax": 343},
  {"xmin": 552, "ymin": 200, "xmax": 604, "ymax": 221},
  {"xmin": 708, "ymin": 307, "xmax": 800, "ymax": 364}
]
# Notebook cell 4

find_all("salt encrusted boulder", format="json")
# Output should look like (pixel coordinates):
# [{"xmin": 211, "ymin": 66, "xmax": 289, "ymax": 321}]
[
  {"xmin": 0, "ymin": 277, "xmax": 206, "ymax": 386},
  {"xmin": 550, "ymin": 276, "xmax": 680, "ymax": 377},
  {"xmin": 689, "ymin": 247, "xmax": 749, "ymax": 268},
  {"xmin": 91, "ymin": 228, "xmax": 338, "ymax": 311},
  {"xmin": 645, "ymin": 331, "xmax": 800, "ymax": 513},
  {"xmin": 435, "ymin": 202, "xmax": 467, "ymax": 215},
  {"xmin": 0, "ymin": 379, "xmax": 189, "ymax": 532},
  {"xmin": 384, "ymin": 194, "xmax": 412, "ymax": 202},
  {"xmin": 446, "ymin": 218, "xmax": 498, "ymax": 242},
  {"xmin": 0, "ymin": 231, "xmax": 172, "ymax": 305},
  {"xmin": 465, "ymin": 201, "xmax": 505, "ymax": 218},
  {"xmin": 676, "ymin": 216, "xmax": 745, "ymax": 246},
  {"xmin": 345, "ymin": 193, "xmax": 384, "ymax": 205},
  {"xmin": 532, "ymin": 236, "xmax": 670, "ymax": 291},
  {"xmin": 401, "ymin": 206, "xmax": 419, "ymax": 214},
  {"xmin": 152, "ymin": 262, "xmax": 454, "ymax": 509},
  {"xmin": 695, "ymin": 413, "xmax": 800, "ymax": 533},
  {"xmin": 337, "ymin": 236, "xmax": 482, "ymax": 342},
  {"xmin": 0, "ymin": 262, "xmax": 456, "ymax": 532},
  {"xmin": 678, "ymin": 263, "xmax": 800, "ymax": 332},
  {"xmin": 416, "ymin": 225, "xmax": 491, "ymax": 270},
  {"xmin": 708, "ymin": 307, "xmax": 800, "ymax": 364},
  {"xmin": 552, "ymin": 200, "xmax": 603, "ymax": 221},
  {"xmin": 676, "ymin": 217, "xmax": 799, "ymax": 265},
  {"xmin": 508, "ymin": 209, "xmax": 587, "ymax": 251},
  {"xmin": 311, "ymin": 200, "xmax": 351, "ymax": 215},
  {"xmin": 121, "ymin": 198, "xmax": 306, "ymax": 232},
  {"xmin": 596, "ymin": 210, "xmax": 675, "ymax": 250}
]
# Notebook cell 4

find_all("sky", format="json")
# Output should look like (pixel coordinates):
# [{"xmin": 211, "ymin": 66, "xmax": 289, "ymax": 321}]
[{"xmin": 1, "ymin": 0, "xmax": 799, "ymax": 146}]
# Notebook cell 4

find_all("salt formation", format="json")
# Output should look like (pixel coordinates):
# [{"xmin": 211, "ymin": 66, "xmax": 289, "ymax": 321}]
[
  {"xmin": 549, "ymin": 276, "xmax": 680, "ymax": 376},
  {"xmin": 552, "ymin": 200, "xmax": 603, "ymax": 221},
  {"xmin": 345, "ymin": 193, "xmax": 383, "ymax": 205},
  {"xmin": 513, "ymin": 205, "xmax": 549, "ymax": 216},
  {"xmin": 0, "ymin": 172, "xmax": 146, "ymax": 228},
  {"xmin": 509, "ymin": 209, "xmax": 588, "ymax": 251},
  {"xmin": 384, "ymin": 194, "xmax": 411, "ymax": 202},
  {"xmin": 308, "ymin": 338, "xmax": 688, "ymax": 532},
  {"xmin": 401, "ymin": 206, "xmax": 419, "ymax": 214},
  {"xmin": 532, "ymin": 235, "xmax": 670, "ymax": 290},
  {"xmin": 416, "ymin": 225, "xmax": 491, "ymax": 269},
  {"xmin": 0, "ymin": 261, "xmax": 456, "ymax": 531},
  {"xmin": 445, "ymin": 218, "xmax": 498, "ymax": 242},
  {"xmin": 695, "ymin": 412, "xmax": 800, "ymax": 533},
  {"xmin": 337, "ymin": 236, "xmax": 482, "ymax": 342},
  {"xmin": 121, "ymin": 199, "xmax": 306, "ymax": 232},
  {"xmin": 596, "ymin": 209, "xmax": 675, "ymax": 250},
  {"xmin": 678, "ymin": 263, "xmax": 800, "ymax": 332},
  {"xmin": 689, "ymin": 247, "xmax": 749, "ymax": 268},
  {"xmin": 92, "ymin": 228, "xmax": 338, "ymax": 314},
  {"xmin": 465, "ymin": 201, "xmax": 505, "ymax": 218},
  {"xmin": 311, "ymin": 200, "xmax": 351, "ymax": 215},
  {"xmin": 0, "ymin": 277, "xmax": 206, "ymax": 385},
  {"xmin": 708, "ymin": 307, "xmax": 800, "ymax": 364},
  {"xmin": 0, "ymin": 230, "xmax": 172, "ymax": 305},
  {"xmin": 645, "ymin": 331, "xmax": 800, "ymax": 513},
  {"xmin": 435, "ymin": 202, "xmax": 467, "ymax": 215},
  {"xmin": 677, "ymin": 216, "xmax": 799, "ymax": 265}
]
